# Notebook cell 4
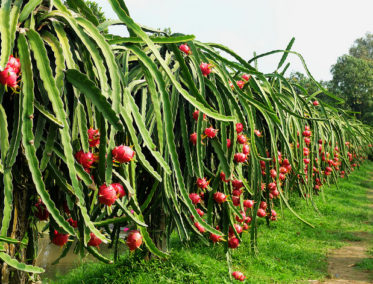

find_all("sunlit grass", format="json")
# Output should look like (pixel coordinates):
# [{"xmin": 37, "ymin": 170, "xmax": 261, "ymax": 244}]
[{"xmin": 49, "ymin": 161, "xmax": 373, "ymax": 284}]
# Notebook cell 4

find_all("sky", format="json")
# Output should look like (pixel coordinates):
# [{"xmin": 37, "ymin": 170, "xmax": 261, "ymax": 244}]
[{"xmin": 96, "ymin": 0, "xmax": 373, "ymax": 81}]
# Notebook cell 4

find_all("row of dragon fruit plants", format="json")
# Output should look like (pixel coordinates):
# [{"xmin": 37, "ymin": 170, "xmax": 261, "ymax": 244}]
[{"xmin": 0, "ymin": 0, "xmax": 372, "ymax": 282}]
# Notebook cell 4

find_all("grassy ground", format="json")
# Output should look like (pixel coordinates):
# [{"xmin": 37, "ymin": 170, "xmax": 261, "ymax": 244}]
[
  {"xmin": 355, "ymin": 222, "xmax": 373, "ymax": 275},
  {"xmin": 355, "ymin": 258, "xmax": 373, "ymax": 272},
  {"xmin": 49, "ymin": 161, "xmax": 373, "ymax": 284}
]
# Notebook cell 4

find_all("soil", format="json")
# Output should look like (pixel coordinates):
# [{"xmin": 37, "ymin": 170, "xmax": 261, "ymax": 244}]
[{"xmin": 311, "ymin": 187, "xmax": 373, "ymax": 284}]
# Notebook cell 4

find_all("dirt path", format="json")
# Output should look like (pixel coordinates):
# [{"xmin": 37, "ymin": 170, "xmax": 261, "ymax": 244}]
[{"xmin": 312, "ymin": 187, "xmax": 373, "ymax": 284}]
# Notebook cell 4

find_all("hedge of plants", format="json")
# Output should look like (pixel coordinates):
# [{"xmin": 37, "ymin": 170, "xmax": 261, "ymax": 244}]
[{"xmin": 0, "ymin": 0, "xmax": 372, "ymax": 282}]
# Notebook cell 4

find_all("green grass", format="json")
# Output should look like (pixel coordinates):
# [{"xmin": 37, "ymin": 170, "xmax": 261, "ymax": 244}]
[
  {"xmin": 49, "ymin": 161, "xmax": 373, "ymax": 284},
  {"xmin": 354, "ymin": 235, "xmax": 373, "ymax": 277},
  {"xmin": 355, "ymin": 258, "xmax": 373, "ymax": 272}
]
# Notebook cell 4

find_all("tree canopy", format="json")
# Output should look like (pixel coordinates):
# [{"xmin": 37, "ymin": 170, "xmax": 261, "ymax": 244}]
[
  {"xmin": 290, "ymin": 33, "xmax": 373, "ymax": 125},
  {"xmin": 349, "ymin": 32, "xmax": 373, "ymax": 61},
  {"xmin": 330, "ymin": 55, "xmax": 373, "ymax": 123},
  {"xmin": 329, "ymin": 33, "xmax": 373, "ymax": 125}
]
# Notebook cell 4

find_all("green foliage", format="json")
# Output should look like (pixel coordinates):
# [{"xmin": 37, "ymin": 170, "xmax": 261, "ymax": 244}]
[
  {"xmin": 84, "ymin": 1, "xmax": 107, "ymax": 24},
  {"xmin": 0, "ymin": 0, "xmax": 372, "ymax": 281},
  {"xmin": 330, "ymin": 55, "xmax": 373, "ymax": 124},
  {"xmin": 329, "ymin": 33, "xmax": 373, "ymax": 125},
  {"xmin": 0, "ymin": 252, "xmax": 45, "ymax": 274},
  {"xmin": 289, "ymin": 71, "xmax": 329, "ymax": 98},
  {"xmin": 354, "ymin": 258, "xmax": 373, "ymax": 272},
  {"xmin": 51, "ymin": 162, "xmax": 373, "ymax": 283},
  {"xmin": 349, "ymin": 32, "xmax": 373, "ymax": 61}
]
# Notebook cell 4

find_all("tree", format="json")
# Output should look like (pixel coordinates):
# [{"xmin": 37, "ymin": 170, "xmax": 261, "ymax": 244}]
[
  {"xmin": 330, "ymin": 33, "xmax": 373, "ymax": 125},
  {"xmin": 349, "ymin": 32, "xmax": 373, "ymax": 61},
  {"xmin": 330, "ymin": 55, "xmax": 373, "ymax": 123}
]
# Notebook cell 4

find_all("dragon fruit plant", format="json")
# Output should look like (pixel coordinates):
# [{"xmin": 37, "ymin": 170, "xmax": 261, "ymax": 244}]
[{"xmin": 0, "ymin": 1, "xmax": 371, "ymax": 283}]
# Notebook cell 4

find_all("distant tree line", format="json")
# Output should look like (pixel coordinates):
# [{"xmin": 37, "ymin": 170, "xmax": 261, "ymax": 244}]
[{"xmin": 290, "ymin": 33, "xmax": 373, "ymax": 126}]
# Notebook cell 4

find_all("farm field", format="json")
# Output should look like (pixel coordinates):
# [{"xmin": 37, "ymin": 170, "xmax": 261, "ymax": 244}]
[
  {"xmin": 49, "ymin": 161, "xmax": 373, "ymax": 283},
  {"xmin": 0, "ymin": 1, "xmax": 372, "ymax": 283}
]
